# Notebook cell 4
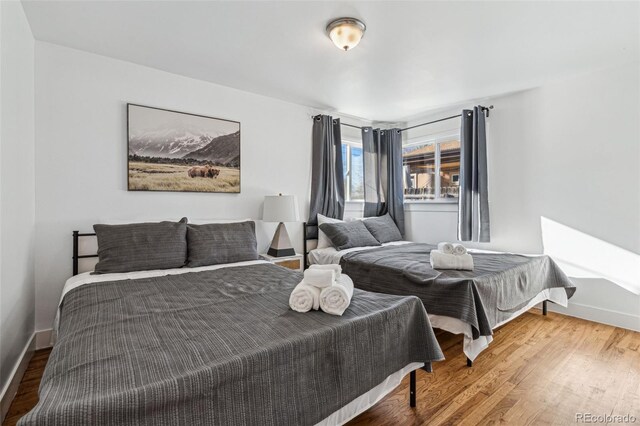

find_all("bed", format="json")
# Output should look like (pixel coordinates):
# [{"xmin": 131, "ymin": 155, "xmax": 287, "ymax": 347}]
[
  {"xmin": 303, "ymin": 222, "xmax": 576, "ymax": 364},
  {"xmin": 20, "ymin": 224, "xmax": 443, "ymax": 426}
]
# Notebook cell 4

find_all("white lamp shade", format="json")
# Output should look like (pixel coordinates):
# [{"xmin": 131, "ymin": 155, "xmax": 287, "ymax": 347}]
[{"xmin": 263, "ymin": 195, "xmax": 300, "ymax": 223}]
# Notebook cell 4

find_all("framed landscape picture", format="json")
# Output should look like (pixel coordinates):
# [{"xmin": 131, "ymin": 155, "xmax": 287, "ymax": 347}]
[{"xmin": 127, "ymin": 104, "xmax": 240, "ymax": 193}]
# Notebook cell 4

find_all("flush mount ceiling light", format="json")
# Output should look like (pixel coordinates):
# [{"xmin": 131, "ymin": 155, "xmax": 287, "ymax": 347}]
[{"xmin": 326, "ymin": 17, "xmax": 366, "ymax": 51}]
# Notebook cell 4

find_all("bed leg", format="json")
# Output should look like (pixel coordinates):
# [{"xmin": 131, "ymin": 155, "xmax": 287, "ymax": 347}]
[
  {"xmin": 466, "ymin": 357, "xmax": 473, "ymax": 367},
  {"xmin": 542, "ymin": 300, "xmax": 548, "ymax": 316},
  {"xmin": 409, "ymin": 370, "xmax": 416, "ymax": 408}
]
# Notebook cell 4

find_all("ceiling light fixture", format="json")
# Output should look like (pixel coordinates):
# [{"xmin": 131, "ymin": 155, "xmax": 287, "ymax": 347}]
[{"xmin": 326, "ymin": 17, "xmax": 366, "ymax": 51}]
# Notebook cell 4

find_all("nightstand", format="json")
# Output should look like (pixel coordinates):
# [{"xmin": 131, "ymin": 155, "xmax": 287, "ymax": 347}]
[{"xmin": 260, "ymin": 253, "xmax": 304, "ymax": 271}]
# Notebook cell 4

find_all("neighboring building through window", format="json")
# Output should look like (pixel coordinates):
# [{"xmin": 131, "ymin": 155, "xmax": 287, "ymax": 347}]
[
  {"xmin": 342, "ymin": 141, "xmax": 364, "ymax": 201},
  {"xmin": 403, "ymin": 135, "xmax": 461, "ymax": 201}
]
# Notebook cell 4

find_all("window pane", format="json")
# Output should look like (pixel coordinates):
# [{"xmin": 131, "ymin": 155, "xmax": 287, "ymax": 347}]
[
  {"xmin": 403, "ymin": 144, "xmax": 436, "ymax": 200},
  {"xmin": 350, "ymin": 146, "xmax": 364, "ymax": 200},
  {"xmin": 439, "ymin": 140, "xmax": 460, "ymax": 199},
  {"xmin": 342, "ymin": 144, "xmax": 348, "ymax": 182}
]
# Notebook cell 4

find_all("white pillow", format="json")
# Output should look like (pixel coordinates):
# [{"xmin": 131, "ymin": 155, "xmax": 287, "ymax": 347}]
[{"xmin": 317, "ymin": 214, "xmax": 344, "ymax": 249}]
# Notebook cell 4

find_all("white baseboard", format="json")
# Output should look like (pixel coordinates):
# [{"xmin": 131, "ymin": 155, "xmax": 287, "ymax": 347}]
[
  {"xmin": 35, "ymin": 329, "xmax": 54, "ymax": 349},
  {"xmin": 0, "ymin": 334, "xmax": 35, "ymax": 423},
  {"xmin": 537, "ymin": 301, "xmax": 640, "ymax": 332}
]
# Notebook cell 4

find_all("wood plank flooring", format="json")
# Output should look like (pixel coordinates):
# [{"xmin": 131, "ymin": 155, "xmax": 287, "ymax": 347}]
[
  {"xmin": 4, "ymin": 311, "xmax": 639, "ymax": 426},
  {"xmin": 3, "ymin": 348, "xmax": 51, "ymax": 426}
]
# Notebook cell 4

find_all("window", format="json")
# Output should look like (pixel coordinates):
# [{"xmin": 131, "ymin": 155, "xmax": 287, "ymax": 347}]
[
  {"xmin": 403, "ymin": 135, "xmax": 460, "ymax": 201},
  {"xmin": 342, "ymin": 142, "xmax": 364, "ymax": 201}
]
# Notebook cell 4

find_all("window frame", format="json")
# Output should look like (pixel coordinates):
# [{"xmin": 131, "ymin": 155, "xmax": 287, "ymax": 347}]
[
  {"xmin": 403, "ymin": 131, "xmax": 460, "ymax": 204},
  {"xmin": 342, "ymin": 138, "xmax": 364, "ymax": 202}
]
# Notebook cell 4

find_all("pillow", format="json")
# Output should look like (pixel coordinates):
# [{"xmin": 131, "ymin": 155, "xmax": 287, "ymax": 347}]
[
  {"xmin": 186, "ymin": 221, "xmax": 259, "ymax": 267},
  {"xmin": 94, "ymin": 218, "xmax": 188, "ymax": 274},
  {"xmin": 362, "ymin": 213, "xmax": 403, "ymax": 243},
  {"xmin": 317, "ymin": 214, "xmax": 344, "ymax": 249},
  {"xmin": 189, "ymin": 218, "xmax": 252, "ymax": 225},
  {"xmin": 318, "ymin": 220, "xmax": 381, "ymax": 251}
]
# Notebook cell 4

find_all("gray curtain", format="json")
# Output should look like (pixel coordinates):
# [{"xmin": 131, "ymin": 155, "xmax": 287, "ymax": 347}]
[
  {"xmin": 362, "ymin": 127, "xmax": 405, "ymax": 235},
  {"xmin": 458, "ymin": 106, "xmax": 490, "ymax": 242},
  {"xmin": 307, "ymin": 115, "xmax": 345, "ymax": 234}
]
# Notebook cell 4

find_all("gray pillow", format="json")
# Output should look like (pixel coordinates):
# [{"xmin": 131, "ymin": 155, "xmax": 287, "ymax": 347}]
[
  {"xmin": 363, "ymin": 214, "xmax": 403, "ymax": 243},
  {"xmin": 187, "ymin": 221, "xmax": 258, "ymax": 267},
  {"xmin": 318, "ymin": 220, "xmax": 381, "ymax": 251},
  {"xmin": 94, "ymin": 218, "xmax": 188, "ymax": 274}
]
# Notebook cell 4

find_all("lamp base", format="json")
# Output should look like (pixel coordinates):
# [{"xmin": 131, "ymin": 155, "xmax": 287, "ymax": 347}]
[
  {"xmin": 268, "ymin": 222, "xmax": 296, "ymax": 258},
  {"xmin": 267, "ymin": 247, "xmax": 296, "ymax": 257}
]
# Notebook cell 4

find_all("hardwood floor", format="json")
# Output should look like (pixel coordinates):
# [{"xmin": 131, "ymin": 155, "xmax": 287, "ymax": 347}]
[
  {"xmin": 2, "ymin": 348, "xmax": 51, "ymax": 426},
  {"xmin": 4, "ymin": 311, "xmax": 639, "ymax": 426}
]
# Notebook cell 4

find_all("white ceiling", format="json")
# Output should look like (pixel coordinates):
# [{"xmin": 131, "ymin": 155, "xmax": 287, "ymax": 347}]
[{"xmin": 22, "ymin": 1, "xmax": 639, "ymax": 121}]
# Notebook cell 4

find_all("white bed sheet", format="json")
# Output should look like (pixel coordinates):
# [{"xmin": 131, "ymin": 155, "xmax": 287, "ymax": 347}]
[
  {"xmin": 317, "ymin": 362, "xmax": 424, "ymax": 426},
  {"xmin": 309, "ymin": 240, "xmax": 412, "ymax": 265},
  {"xmin": 432, "ymin": 287, "xmax": 568, "ymax": 361},
  {"xmin": 55, "ymin": 259, "xmax": 422, "ymax": 424}
]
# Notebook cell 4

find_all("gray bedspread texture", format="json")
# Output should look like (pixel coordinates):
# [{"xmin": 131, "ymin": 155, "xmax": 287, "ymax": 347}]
[
  {"xmin": 340, "ymin": 243, "xmax": 576, "ymax": 339},
  {"xmin": 20, "ymin": 263, "xmax": 443, "ymax": 426}
]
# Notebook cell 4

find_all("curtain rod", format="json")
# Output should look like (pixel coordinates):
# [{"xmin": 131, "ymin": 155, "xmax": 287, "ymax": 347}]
[
  {"xmin": 311, "ymin": 114, "xmax": 362, "ymax": 130},
  {"xmin": 398, "ymin": 105, "xmax": 493, "ymax": 132},
  {"xmin": 311, "ymin": 105, "xmax": 493, "ymax": 133}
]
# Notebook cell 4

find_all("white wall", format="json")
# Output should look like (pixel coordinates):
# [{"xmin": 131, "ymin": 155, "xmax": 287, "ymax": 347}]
[
  {"xmin": 0, "ymin": 0, "xmax": 36, "ymax": 395},
  {"xmin": 34, "ymin": 43, "xmax": 314, "ymax": 332},
  {"xmin": 404, "ymin": 62, "xmax": 640, "ymax": 330},
  {"xmin": 26, "ymin": 35, "xmax": 640, "ymax": 337}
]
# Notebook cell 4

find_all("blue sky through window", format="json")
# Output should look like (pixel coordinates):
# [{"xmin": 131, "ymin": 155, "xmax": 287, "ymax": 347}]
[
  {"xmin": 342, "ymin": 144, "xmax": 364, "ymax": 200},
  {"xmin": 350, "ymin": 146, "xmax": 363, "ymax": 200}
]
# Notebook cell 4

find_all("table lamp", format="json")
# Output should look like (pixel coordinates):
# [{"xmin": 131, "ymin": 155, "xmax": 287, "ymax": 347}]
[{"xmin": 263, "ymin": 194, "xmax": 299, "ymax": 257}]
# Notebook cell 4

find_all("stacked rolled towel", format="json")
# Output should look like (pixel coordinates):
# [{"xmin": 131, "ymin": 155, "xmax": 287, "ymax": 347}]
[
  {"xmin": 290, "ymin": 264, "xmax": 354, "ymax": 315},
  {"xmin": 289, "ymin": 283, "xmax": 321, "ymax": 313},
  {"xmin": 437, "ymin": 242, "xmax": 454, "ymax": 254},
  {"xmin": 301, "ymin": 268, "xmax": 335, "ymax": 288},
  {"xmin": 309, "ymin": 264, "xmax": 342, "ymax": 279},
  {"xmin": 452, "ymin": 243, "xmax": 467, "ymax": 255},
  {"xmin": 431, "ymin": 242, "xmax": 474, "ymax": 270},
  {"xmin": 319, "ymin": 275, "xmax": 354, "ymax": 316},
  {"xmin": 289, "ymin": 267, "xmax": 338, "ymax": 313}
]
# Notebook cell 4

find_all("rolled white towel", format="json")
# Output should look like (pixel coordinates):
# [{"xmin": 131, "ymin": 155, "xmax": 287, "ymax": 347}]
[
  {"xmin": 430, "ymin": 250, "xmax": 474, "ymax": 271},
  {"xmin": 452, "ymin": 243, "xmax": 467, "ymax": 255},
  {"xmin": 303, "ymin": 268, "xmax": 335, "ymax": 288},
  {"xmin": 309, "ymin": 264, "xmax": 342, "ymax": 279},
  {"xmin": 437, "ymin": 242, "xmax": 454, "ymax": 254},
  {"xmin": 289, "ymin": 282, "xmax": 321, "ymax": 313},
  {"xmin": 319, "ymin": 275, "xmax": 354, "ymax": 316}
]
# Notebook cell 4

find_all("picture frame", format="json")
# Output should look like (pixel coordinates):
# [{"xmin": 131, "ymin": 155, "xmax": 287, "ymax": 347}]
[{"xmin": 127, "ymin": 103, "xmax": 241, "ymax": 193}]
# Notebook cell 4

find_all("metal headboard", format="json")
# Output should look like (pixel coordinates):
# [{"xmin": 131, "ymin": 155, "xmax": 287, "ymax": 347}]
[
  {"xmin": 302, "ymin": 222, "xmax": 319, "ymax": 270},
  {"xmin": 72, "ymin": 231, "xmax": 98, "ymax": 276}
]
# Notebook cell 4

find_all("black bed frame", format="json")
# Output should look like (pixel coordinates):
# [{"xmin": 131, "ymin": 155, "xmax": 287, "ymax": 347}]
[
  {"xmin": 72, "ymin": 229, "xmax": 426, "ymax": 408},
  {"xmin": 72, "ymin": 231, "xmax": 98, "ymax": 276},
  {"xmin": 302, "ymin": 222, "xmax": 549, "ymax": 368}
]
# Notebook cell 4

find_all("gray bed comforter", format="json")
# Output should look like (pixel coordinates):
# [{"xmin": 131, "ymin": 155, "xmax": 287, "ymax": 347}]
[
  {"xmin": 20, "ymin": 263, "xmax": 443, "ymax": 426},
  {"xmin": 340, "ymin": 244, "xmax": 576, "ymax": 339}
]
